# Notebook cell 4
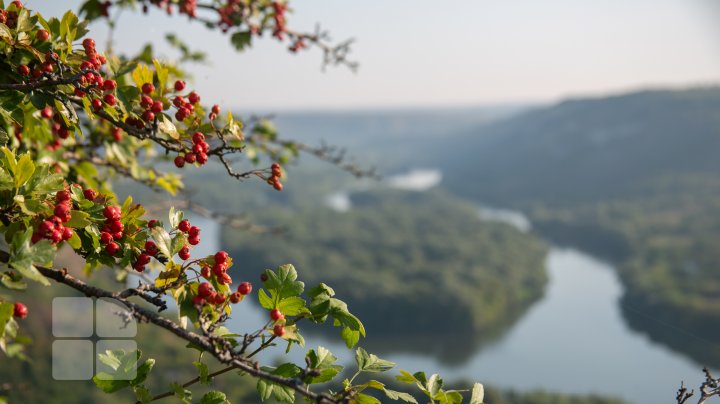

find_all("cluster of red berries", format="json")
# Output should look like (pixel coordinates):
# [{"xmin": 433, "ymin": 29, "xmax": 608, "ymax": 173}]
[
  {"xmin": 229, "ymin": 281, "xmax": 252, "ymax": 303},
  {"xmin": 136, "ymin": 82, "xmax": 164, "ymax": 123},
  {"xmin": 268, "ymin": 163, "xmax": 283, "ymax": 191},
  {"xmin": 13, "ymin": 302, "xmax": 27, "ymax": 319},
  {"xmin": 31, "ymin": 190, "xmax": 75, "ymax": 245},
  {"xmin": 17, "ymin": 48, "xmax": 64, "ymax": 81},
  {"xmin": 270, "ymin": 308, "xmax": 286, "ymax": 337},
  {"xmin": 174, "ymin": 131, "xmax": 209, "ymax": 168},
  {"xmin": 99, "ymin": 205, "xmax": 124, "ymax": 256},
  {"xmin": 178, "ymin": 218, "xmax": 201, "ymax": 246},
  {"xmin": 38, "ymin": 107, "xmax": 71, "ymax": 150},
  {"xmin": 133, "ymin": 238, "xmax": 157, "ymax": 272},
  {"xmin": 200, "ymin": 251, "xmax": 231, "ymax": 285},
  {"xmin": 218, "ymin": 0, "xmax": 242, "ymax": 32},
  {"xmin": 194, "ymin": 281, "xmax": 225, "ymax": 306},
  {"xmin": 0, "ymin": 1, "xmax": 24, "ymax": 28},
  {"xmin": 272, "ymin": 1, "xmax": 287, "ymax": 40},
  {"xmin": 75, "ymin": 38, "xmax": 115, "ymax": 112},
  {"xmin": 172, "ymin": 84, "xmax": 202, "ymax": 122},
  {"xmin": 178, "ymin": 0, "xmax": 197, "ymax": 17}
]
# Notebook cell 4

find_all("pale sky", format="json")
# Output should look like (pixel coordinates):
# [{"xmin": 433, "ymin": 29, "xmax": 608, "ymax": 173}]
[{"xmin": 31, "ymin": 1, "xmax": 720, "ymax": 110}]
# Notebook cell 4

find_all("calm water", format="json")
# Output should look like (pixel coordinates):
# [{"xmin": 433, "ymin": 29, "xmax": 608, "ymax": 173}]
[{"xmin": 186, "ymin": 214, "xmax": 711, "ymax": 404}]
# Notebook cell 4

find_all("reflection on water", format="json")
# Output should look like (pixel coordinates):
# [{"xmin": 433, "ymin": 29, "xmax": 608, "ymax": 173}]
[
  {"xmin": 478, "ymin": 205, "xmax": 532, "ymax": 232},
  {"xmin": 325, "ymin": 192, "xmax": 352, "ymax": 212},
  {"xmin": 387, "ymin": 168, "xmax": 442, "ymax": 191},
  {"xmin": 174, "ymin": 216, "xmax": 712, "ymax": 404}
]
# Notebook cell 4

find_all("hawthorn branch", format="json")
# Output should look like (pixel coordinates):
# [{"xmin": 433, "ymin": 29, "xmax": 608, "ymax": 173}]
[{"xmin": 0, "ymin": 250, "xmax": 339, "ymax": 403}]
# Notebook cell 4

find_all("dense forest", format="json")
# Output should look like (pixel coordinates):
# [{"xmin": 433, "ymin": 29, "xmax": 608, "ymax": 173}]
[{"xmin": 220, "ymin": 189, "xmax": 548, "ymax": 361}]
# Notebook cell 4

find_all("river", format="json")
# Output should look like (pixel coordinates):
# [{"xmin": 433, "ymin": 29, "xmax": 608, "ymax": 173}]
[{"xmin": 183, "ymin": 211, "xmax": 710, "ymax": 404}]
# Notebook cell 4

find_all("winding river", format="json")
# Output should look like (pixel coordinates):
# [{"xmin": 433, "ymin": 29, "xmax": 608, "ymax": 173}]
[{"xmin": 186, "ymin": 208, "xmax": 712, "ymax": 404}]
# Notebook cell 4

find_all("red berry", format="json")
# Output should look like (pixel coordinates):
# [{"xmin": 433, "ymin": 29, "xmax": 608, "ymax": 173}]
[
  {"xmin": 112, "ymin": 231, "xmax": 123, "ymax": 241},
  {"xmin": 108, "ymin": 219, "xmax": 124, "ymax": 234},
  {"xmin": 184, "ymin": 152, "xmax": 196, "ymax": 164},
  {"xmin": 188, "ymin": 92, "xmax": 200, "ymax": 104},
  {"xmin": 178, "ymin": 244, "xmax": 190, "ymax": 260},
  {"xmin": 17, "ymin": 64, "xmax": 29, "ymax": 76},
  {"xmin": 273, "ymin": 324, "xmax": 285, "ymax": 337},
  {"xmin": 175, "ymin": 107, "xmax": 190, "ymax": 121},
  {"xmin": 192, "ymin": 143, "xmax": 204, "ymax": 154},
  {"xmin": 270, "ymin": 308, "xmax": 284, "ymax": 321},
  {"xmin": 103, "ymin": 79, "xmax": 117, "ymax": 91},
  {"xmin": 196, "ymin": 152, "xmax": 208, "ymax": 165},
  {"xmin": 178, "ymin": 219, "xmax": 191, "ymax": 233},
  {"xmin": 192, "ymin": 132, "xmax": 205, "ymax": 144},
  {"xmin": 74, "ymin": 88, "xmax": 86, "ymax": 98},
  {"xmin": 147, "ymin": 219, "xmax": 158, "ymax": 228},
  {"xmin": 92, "ymin": 98, "xmax": 103, "ymax": 110},
  {"xmin": 31, "ymin": 232, "xmax": 42, "ymax": 244},
  {"xmin": 13, "ymin": 302, "xmax": 27, "ymax": 319},
  {"xmin": 36, "ymin": 29, "xmax": 50, "ymax": 42},
  {"xmin": 144, "ymin": 240, "xmax": 158, "ymax": 256},
  {"xmin": 57, "ymin": 127, "xmax": 69, "ymax": 139},
  {"xmin": 137, "ymin": 253, "xmax": 151, "ymax": 265},
  {"xmin": 211, "ymin": 104, "xmax": 220, "ymax": 114},
  {"xmin": 200, "ymin": 265, "xmax": 211, "ymax": 279},
  {"xmin": 54, "ymin": 203, "xmax": 71, "ymax": 218},
  {"xmin": 41, "ymin": 107, "xmax": 53, "ymax": 119},
  {"xmin": 112, "ymin": 127, "xmax": 122, "ymax": 141},
  {"xmin": 213, "ymin": 293, "xmax": 226, "ymax": 305},
  {"xmin": 260, "ymin": 273, "xmax": 269, "ymax": 282},
  {"xmin": 103, "ymin": 205, "xmax": 121, "ymax": 220},
  {"xmin": 214, "ymin": 251, "xmax": 228, "ymax": 264},
  {"xmin": 173, "ymin": 96, "xmax": 185, "ymax": 108},
  {"xmin": 192, "ymin": 296, "xmax": 205, "ymax": 306},
  {"xmin": 62, "ymin": 226, "xmax": 73, "ymax": 241},
  {"xmin": 141, "ymin": 82, "xmax": 155, "ymax": 94},
  {"xmin": 100, "ymin": 231, "xmax": 113, "ymax": 245},
  {"xmin": 174, "ymin": 155, "xmax": 185, "ymax": 168},
  {"xmin": 238, "ymin": 282, "xmax": 252, "ymax": 295},
  {"xmin": 174, "ymin": 80, "xmax": 185, "ymax": 91},
  {"xmin": 142, "ymin": 110, "xmax": 155, "ymax": 122},
  {"xmin": 198, "ymin": 282, "xmax": 213, "ymax": 298},
  {"xmin": 272, "ymin": 180, "xmax": 283, "ymax": 191},
  {"xmin": 188, "ymin": 226, "xmax": 200, "ymax": 237},
  {"xmin": 40, "ymin": 220, "xmax": 55, "ymax": 233},
  {"xmin": 41, "ymin": 61, "xmax": 54, "ymax": 73},
  {"xmin": 105, "ymin": 241, "xmax": 120, "ymax": 256},
  {"xmin": 151, "ymin": 100, "xmax": 163, "ymax": 113},
  {"xmin": 271, "ymin": 163, "xmax": 281, "ymax": 171},
  {"xmin": 188, "ymin": 236, "xmax": 200, "ymax": 245},
  {"xmin": 212, "ymin": 263, "xmax": 226, "ymax": 277},
  {"xmin": 140, "ymin": 95, "xmax": 153, "ymax": 109},
  {"xmin": 82, "ymin": 38, "xmax": 96, "ymax": 50},
  {"xmin": 229, "ymin": 292, "xmax": 241, "ymax": 304},
  {"xmin": 56, "ymin": 190, "xmax": 71, "ymax": 202},
  {"xmin": 103, "ymin": 93, "xmax": 117, "ymax": 106},
  {"xmin": 83, "ymin": 188, "xmax": 97, "ymax": 201}
]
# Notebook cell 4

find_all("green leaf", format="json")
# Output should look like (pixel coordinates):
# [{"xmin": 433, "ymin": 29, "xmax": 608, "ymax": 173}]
[
  {"xmin": 0, "ymin": 303, "xmax": 13, "ymax": 339},
  {"xmin": 151, "ymin": 226, "xmax": 172, "ymax": 259},
  {"xmin": 265, "ymin": 264, "xmax": 304, "ymax": 300},
  {"xmin": 355, "ymin": 393, "xmax": 381, "ymax": 404},
  {"xmin": 168, "ymin": 206, "xmax": 183, "ymax": 228},
  {"xmin": 383, "ymin": 388, "xmax": 418, "ymax": 403},
  {"xmin": 199, "ymin": 391, "xmax": 228, "ymax": 404},
  {"xmin": 355, "ymin": 347, "xmax": 395, "ymax": 373},
  {"xmin": 305, "ymin": 346, "xmax": 343, "ymax": 384},
  {"xmin": 133, "ymin": 385, "xmax": 152, "ymax": 403},
  {"xmin": 92, "ymin": 375, "xmax": 130, "ymax": 393},
  {"xmin": 277, "ymin": 296, "xmax": 306, "ymax": 316},
  {"xmin": 396, "ymin": 370, "xmax": 418, "ymax": 384},
  {"xmin": 9, "ymin": 230, "xmax": 54, "ymax": 286},
  {"xmin": 1, "ymin": 147, "xmax": 16, "ymax": 174},
  {"xmin": 193, "ymin": 361, "xmax": 210, "ymax": 384},
  {"xmin": 426, "ymin": 374, "xmax": 442, "ymax": 397},
  {"xmin": 14, "ymin": 153, "xmax": 33, "ymax": 188},
  {"xmin": 258, "ymin": 289, "xmax": 274, "ymax": 310},
  {"xmin": 152, "ymin": 59, "xmax": 169, "ymax": 96},
  {"xmin": 0, "ymin": 273, "xmax": 26, "ymax": 290},
  {"xmin": 131, "ymin": 63, "xmax": 154, "ymax": 89},
  {"xmin": 170, "ymin": 382, "xmax": 192, "ymax": 403},
  {"xmin": 66, "ymin": 210, "xmax": 91, "ymax": 228},
  {"xmin": 230, "ymin": 31, "xmax": 252, "ymax": 51},
  {"xmin": 469, "ymin": 383, "xmax": 484, "ymax": 404},
  {"xmin": 158, "ymin": 114, "xmax": 179, "ymax": 139}
]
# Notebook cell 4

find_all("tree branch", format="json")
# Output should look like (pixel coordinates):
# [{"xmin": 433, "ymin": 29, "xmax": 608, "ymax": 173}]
[{"xmin": 0, "ymin": 250, "xmax": 338, "ymax": 403}]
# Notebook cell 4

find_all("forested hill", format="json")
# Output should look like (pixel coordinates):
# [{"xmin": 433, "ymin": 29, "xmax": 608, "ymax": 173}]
[
  {"xmin": 440, "ymin": 87, "xmax": 720, "ymax": 206},
  {"xmin": 437, "ymin": 86, "xmax": 720, "ymax": 366}
]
